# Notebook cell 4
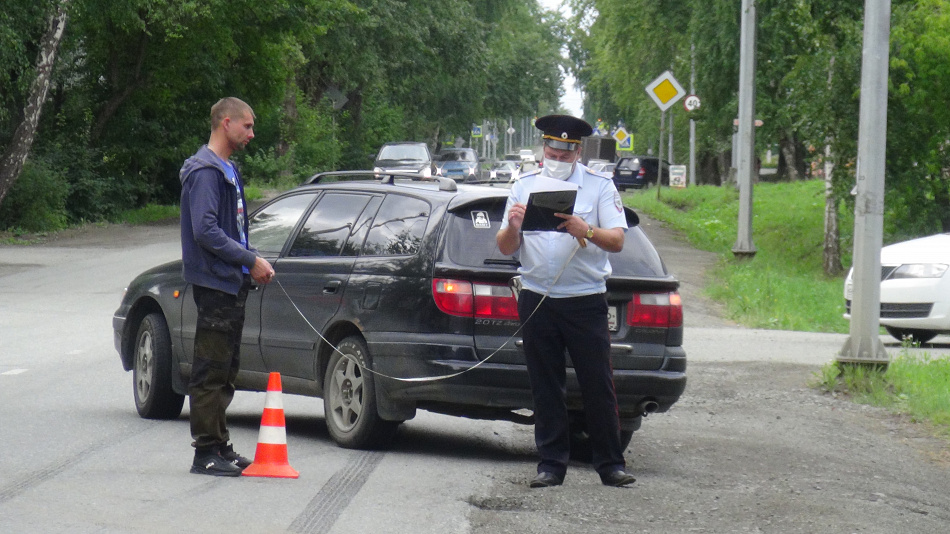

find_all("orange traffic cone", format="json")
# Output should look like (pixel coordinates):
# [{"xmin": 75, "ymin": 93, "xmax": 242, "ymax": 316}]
[{"xmin": 242, "ymin": 372, "xmax": 299, "ymax": 478}]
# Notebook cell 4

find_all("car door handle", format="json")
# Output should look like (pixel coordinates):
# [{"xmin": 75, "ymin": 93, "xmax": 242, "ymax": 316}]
[{"xmin": 323, "ymin": 280, "xmax": 342, "ymax": 294}]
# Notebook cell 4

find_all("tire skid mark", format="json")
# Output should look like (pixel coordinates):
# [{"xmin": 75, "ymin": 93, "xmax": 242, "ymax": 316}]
[
  {"xmin": 0, "ymin": 421, "xmax": 160, "ymax": 505},
  {"xmin": 289, "ymin": 450, "xmax": 384, "ymax": 533}
]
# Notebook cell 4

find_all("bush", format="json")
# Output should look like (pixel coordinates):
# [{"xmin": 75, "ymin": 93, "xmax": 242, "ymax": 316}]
[{"xmin": 0, "ymin": 161, "xmax": 69, "ymax": 232}]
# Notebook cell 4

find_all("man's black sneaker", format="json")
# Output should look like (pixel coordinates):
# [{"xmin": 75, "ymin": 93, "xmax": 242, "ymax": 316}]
[
  {"xmin": 191, "ymin": 451, "xmax": 244, "ymax": 477},
  {"xmin": 220, "ymin": 443, "xmax": 252, "ymax": 468}
]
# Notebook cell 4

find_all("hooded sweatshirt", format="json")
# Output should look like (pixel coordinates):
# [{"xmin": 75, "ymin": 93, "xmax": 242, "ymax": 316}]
[{"xmin": 179, "ymin": 145, "xmax": 258, "ymax": 295}]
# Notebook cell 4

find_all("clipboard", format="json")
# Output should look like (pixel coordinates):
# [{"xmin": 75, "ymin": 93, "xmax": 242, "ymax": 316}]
[{"xmin": 522, "ymin": 189, "xmax": 577, "ymax": 232}]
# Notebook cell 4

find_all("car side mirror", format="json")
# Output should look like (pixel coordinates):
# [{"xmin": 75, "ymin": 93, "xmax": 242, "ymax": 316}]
[{"xmin": 623, "ymin": 207, "xmax": 640, "ymax": 228}]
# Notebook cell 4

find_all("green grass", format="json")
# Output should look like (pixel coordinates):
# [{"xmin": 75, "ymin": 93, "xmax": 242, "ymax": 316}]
[
  {"xmin": 813, "ymin": 353, "xmax": 950, "ymax": 437},
  {"xmin": 113, "ymin": 204, "xmax": 180, "ymax": 225},
  {"xmin": 624, "ymin": 180, "xmax": 852, "ymax": 333}
]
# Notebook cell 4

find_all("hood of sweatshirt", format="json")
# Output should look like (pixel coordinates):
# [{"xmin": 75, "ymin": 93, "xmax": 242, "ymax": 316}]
[{"xmin": 180, "ymin": 145, "xmax": 227, "ymax": 185}]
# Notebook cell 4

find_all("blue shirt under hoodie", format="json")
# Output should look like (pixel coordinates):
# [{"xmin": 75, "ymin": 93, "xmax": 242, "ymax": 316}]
[{"xmin": 180, "ymin": 145, "xmax": 258, "ymax": 295}]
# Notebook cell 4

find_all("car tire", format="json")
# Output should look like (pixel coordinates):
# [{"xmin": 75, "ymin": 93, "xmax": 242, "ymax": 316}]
[
  {"xmin": 323, "ymin": 336, "xmax": 400, "ymax": 449},
  {"xmin": 568, "ymin": 412, "xmax": 635, "ymax": 463},
  {"xmin": 884, "ymin": 327, "xmax": 937, "ymax": 344},
  {"xmin": 133, "ymin": 313, "xmax": 185, "ymax": 419}
]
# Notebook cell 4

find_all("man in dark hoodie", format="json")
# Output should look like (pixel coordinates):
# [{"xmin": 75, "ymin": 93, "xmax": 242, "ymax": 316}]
[{"xmin": 180, "ymin": 97, "xmax": 275, "ymax": 476}]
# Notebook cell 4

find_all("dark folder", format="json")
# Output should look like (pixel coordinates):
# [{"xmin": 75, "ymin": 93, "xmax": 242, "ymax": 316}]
[{"xmin": 521, "ymin": 189, "xmax": 577, "ymax": 232}]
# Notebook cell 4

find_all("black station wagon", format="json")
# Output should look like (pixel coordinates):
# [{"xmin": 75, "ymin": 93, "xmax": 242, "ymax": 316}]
[{"xmin": 113, "ymin": 171, "xmax": 686, "ymax": 457}]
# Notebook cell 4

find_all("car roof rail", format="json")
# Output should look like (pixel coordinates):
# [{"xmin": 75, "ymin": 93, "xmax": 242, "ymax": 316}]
[{"xmin": 304, "ymin": 170, "xmax": 458, "ymax": 192}]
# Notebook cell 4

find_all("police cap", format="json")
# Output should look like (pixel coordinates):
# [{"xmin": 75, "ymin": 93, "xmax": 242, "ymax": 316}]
[{"xmin": 535, "ymin": 114, "xmax": 593, "ymax": 151}]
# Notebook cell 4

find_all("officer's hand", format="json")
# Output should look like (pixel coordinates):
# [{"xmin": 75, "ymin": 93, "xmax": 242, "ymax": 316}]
[
  {"xmin": 250, "ymin": 256, "xmax": 275, "ymax": 284},
  {"xmin": 554, "ymin": 213, "xmax": 587, "ymax": 238},
  {"xmin": 507, "ymin": 202, "xmax": 526, "ymax": 231}
]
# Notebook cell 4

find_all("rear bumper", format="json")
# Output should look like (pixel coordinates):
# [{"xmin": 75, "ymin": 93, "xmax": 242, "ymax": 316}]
[{"xmin": 368, "ymin": 337, "xmax": 687, "ymax": 419}]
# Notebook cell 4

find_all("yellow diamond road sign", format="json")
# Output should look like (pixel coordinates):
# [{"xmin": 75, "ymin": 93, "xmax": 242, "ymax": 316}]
[{"xmin": 645, "ymin": 71, "xmax": 686, "ymax": 111}]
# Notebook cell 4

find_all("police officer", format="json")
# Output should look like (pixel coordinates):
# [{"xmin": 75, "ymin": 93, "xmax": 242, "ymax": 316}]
[{"xmin": 496, "ymin": 114, "xmax": 637, "ymax": 488}]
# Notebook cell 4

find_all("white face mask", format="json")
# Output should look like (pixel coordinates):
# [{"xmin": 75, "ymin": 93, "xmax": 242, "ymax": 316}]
[{"xmin": 542, "ymin": 157, "xmax": 575, "ymax": 180}]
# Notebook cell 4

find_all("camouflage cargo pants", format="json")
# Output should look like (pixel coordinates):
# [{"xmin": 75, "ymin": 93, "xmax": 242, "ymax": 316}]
[{"xmin": 189, "ymin": 279, "xmax": 250, "ymax": 451}]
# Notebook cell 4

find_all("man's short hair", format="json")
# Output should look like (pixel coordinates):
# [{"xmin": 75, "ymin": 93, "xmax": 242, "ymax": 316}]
[{"xmin": 210, "ymin": 97, "xmax": 255, "ymax": 130}]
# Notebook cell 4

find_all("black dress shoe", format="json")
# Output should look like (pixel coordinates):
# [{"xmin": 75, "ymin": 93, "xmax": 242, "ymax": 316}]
[
  {"xmin": 600, "ymin": 470, "xmax": 636, "ymax": 487},
  {"xmin": 529, "ymin": 472, "xmax": 564, "ymax": 488}
]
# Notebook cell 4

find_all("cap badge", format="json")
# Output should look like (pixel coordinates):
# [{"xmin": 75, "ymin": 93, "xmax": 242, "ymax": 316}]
[{"xmin": 561, "ymin": 132, "xmax": 568, "ymax": 139}]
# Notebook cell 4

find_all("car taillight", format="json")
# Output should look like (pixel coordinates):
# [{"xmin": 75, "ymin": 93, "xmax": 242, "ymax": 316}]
[
  {"xmin": 433, "ymin": 279, "xmax": 519, "ymax": 320},
  {"xmin": 637, "ymin": 168, "xmax": 646, "ymax": 178},
  {"xmin": 626, "ymin": 292, "xmax": 683, "ymax": 327}
]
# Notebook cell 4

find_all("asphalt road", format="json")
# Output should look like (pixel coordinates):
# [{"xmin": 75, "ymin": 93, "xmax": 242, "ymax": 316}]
[{"xmin": 2, "ymin": 213, "xmax": 950, "ymax": 533}]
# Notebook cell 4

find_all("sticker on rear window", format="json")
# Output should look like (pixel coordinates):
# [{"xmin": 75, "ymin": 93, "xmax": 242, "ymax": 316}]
[{"xmin": 471, "ymin": 210, "xmax": 491, "ymax": 229}]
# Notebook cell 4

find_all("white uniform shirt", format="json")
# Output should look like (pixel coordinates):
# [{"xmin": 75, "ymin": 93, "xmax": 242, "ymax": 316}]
[{"xmin": 501, "ymin": 164, "xmax": 628, "ymax": 298}]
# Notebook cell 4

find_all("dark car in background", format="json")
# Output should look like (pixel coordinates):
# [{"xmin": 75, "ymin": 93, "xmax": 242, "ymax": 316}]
[
  {"xmin": 113, "ymin": 171, "xmax": 686, "ymax": 455},
  {"xmin": 613, "ymin": 156, "xmax": 670, "ymax": 191},
  {"xmin": 374, "ymin": 142, "xmax": 434, "ymax": 178},
  {"xmin": 435, "ymin": 148, "xmax": 480, "ymax": 182}
]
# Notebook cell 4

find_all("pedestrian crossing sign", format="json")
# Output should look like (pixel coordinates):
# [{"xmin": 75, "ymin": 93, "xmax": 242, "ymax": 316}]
[{"xmin": 613, "ymin": 127, "xmax": 633, "ymax": 151}]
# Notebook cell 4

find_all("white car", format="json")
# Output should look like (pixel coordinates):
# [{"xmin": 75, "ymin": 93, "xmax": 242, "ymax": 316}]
[
  {"xmin": 518, "ymin": 149, "xmax": 536, "ymax": 163},
  {"xmin": 844, "ymin": 233, "xmax": 950, "ymax": 343}
]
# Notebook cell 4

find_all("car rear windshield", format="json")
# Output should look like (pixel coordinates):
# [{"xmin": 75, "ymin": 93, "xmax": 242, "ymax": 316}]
[
  {"xmin": 443, "ymin": 199, "xmax": 514, "ymax": 268},
  {"xmin": 608, "ymin": 226, "xmax": 667, "ymax": 278},
  {"xmin": 443, "ymin": 199, "xmax": 667, "ymax": 278},
  {"xmin": 617, "ymin": 158, "xmax": 640, "ymax": 170},
  {"xmin": 437, "ymin": 150, "xmax": 476, "ymax": 162}
]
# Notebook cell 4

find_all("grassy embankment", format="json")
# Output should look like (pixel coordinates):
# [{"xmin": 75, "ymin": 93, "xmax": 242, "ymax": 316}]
[
  {"xmin": 115, "ymin": 185, "xmax": 267, "ymax": 225},
  {"xmin": 0, "ymin": 186, "xmax": 266, "ymax": 245},
  {"xmin": 624, "ymin": 180, "xmax": 950, "ymax": 438},
  {"xmin": 624, "ymin": 179, "xmax": 850, "ymax": 333}
]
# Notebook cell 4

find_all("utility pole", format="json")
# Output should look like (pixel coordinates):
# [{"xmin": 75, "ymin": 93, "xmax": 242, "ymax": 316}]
[
  {"xmin": 839, "ymin": 0, "xmax": 891, "ymax": 364},
  {"xmin": 689, "ymin": 42, "xmax": 697, "ymax": 186},
  {"xmin": 733, "ymin": 0, "xmax": 757, "ymax": 259},
  {"xmin": 668, "ymin": 108, "xmax": 674, "ymax": 165},
  {"xmin": 656, "ymin": 109, "xmax": 665, "ymax": 200}
]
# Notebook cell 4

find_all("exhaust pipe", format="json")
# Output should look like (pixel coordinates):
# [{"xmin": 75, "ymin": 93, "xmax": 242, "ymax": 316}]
[{"xmin": 637, "ymin": 399, "xmax": 659, "ymax": 416}]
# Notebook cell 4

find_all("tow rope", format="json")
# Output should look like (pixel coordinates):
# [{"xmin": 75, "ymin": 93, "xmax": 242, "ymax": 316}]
[{"xmin": 274, "ymin": 242, "xmax": 582, "ymax": 383}]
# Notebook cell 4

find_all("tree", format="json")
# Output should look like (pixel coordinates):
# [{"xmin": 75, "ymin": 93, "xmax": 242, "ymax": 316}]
[{"xmin": 0, "ymin": 0, "xmax": 69, "ymax": 207}]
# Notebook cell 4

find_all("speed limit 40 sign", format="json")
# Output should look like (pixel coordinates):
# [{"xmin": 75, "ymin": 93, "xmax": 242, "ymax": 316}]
[{"xmin": 684, "ymin": 95, "xmax": 701, "ymax": 112}]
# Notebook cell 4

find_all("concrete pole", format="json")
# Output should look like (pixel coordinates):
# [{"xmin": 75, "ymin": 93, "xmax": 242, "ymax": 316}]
[
  {"xmin": 669, "ymin": 108, "xmax": 674, "ymax": 165},
  {"xmin": 690, "ymin": 42, "xmax": 697, "ymax": 186},
  {"xmin": 656, "ymin": 109, "xmax": 665, "ymax": 200},
  {"xmin": 839, "ymin": 0, "xmax": 891, "ymax": 364},
  {"xmin": 733, "ymin": 0, "xmax": 757, "ymax": 259}
]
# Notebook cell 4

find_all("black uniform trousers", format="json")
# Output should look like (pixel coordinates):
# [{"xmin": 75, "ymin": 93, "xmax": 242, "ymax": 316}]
[
  {"xmin": 518, "ymin": 289, "xmax": 626, "ymax": 478},
  {"xmin": 189, "ymin": 277, "xmax": 250, "ymax": 451}
]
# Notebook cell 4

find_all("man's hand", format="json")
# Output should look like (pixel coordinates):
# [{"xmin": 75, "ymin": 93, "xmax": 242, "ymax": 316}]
[
  {"xmin": 506, "ymin": 202, "xmax": 526, "ymax": 231},
  {"xmin": 250, "ymin": 256, "xmax": 275, "ymax": 284},
  {"xmin": 554, "ymin": 213, "xmax": 588, "ymax": 246},
  {"xmin": 497, "ymin": 202, "xmax": 526, "ymax": 256}
]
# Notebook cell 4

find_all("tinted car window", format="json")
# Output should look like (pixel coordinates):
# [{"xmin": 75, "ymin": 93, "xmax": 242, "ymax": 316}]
[
  {"xmin": 343, "ymin": 196, "xmax": 383, "ymax": 256},
  {"xmin": 362, "ymin": 194, "xmax": 430, "ymax": 256},
  {"xmin": 443, "ymin": 199, "xmax": 511, "ymax": 267},
  {"xmin": 249, "ymin": 193, "xmax": 317, "ymax": 255},
  {"xmin": 609, "ymin": 226, "xmax": 667, "ymax": 278},
  {"xmin": 618, "ymin": 158, "xmax": 640, "ymax": 170},
  {"xmin": 289, "ymin": 193, "xmax": 374, "ymax": 258},
  {"xmin": 438, "ymin": 149, "xmax": 477, "ymax": 162}
]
